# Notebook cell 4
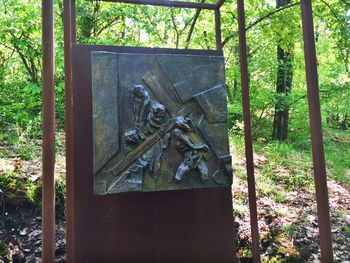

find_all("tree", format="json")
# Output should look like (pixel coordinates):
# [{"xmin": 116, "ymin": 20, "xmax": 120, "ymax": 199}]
[
  {"xmin": 0, "ymin": 0, "xmax": 348, "ymax": 139},
  {"xmin": 272, "ymin": 0, "xmax": 296, "ymax": 141}
]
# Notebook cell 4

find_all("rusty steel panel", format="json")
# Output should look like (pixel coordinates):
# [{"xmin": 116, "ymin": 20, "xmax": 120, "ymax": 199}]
[
  {"xmin": 91, "ymin": 52, "xmax": 232, "ymax": 194},
  {"xmin": 70, "ymin": 44, "xmax": 236, "ymax": 262}
]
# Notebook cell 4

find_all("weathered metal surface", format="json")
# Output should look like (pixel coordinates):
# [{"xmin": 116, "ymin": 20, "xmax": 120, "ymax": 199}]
[
  {"xmin": 71, "ymin": 44, "xmax": 235, "ymax": 262},
  {"xmin": 63, "ymin": 0, "xmax": 75, "ymax": 261},
  {"xmin": 237, "ymin": 0, "xmax": 261, "ymax": 261},
  {"xmin": 100, "ymin": 0, "xmax": 217, "ymax": 10},
  {"xmin": 42, "ymin": 0, "xmax": 55, "ymax": 261},
  {"xmin": 300, "ymin": 0, "xmax": 334, "ymax": 261},
  {"xmin": 92, "ymin": 52, "xmax": 232, "ymax": 194},
  {"xmin": 92, "ymin": 53, "xmax": 119, "ymax": 175}
]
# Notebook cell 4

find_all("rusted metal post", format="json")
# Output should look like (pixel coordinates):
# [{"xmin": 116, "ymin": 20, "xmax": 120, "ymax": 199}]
[
  {"xmin": 64, "ymin": 0, "xmax": 74, "ymax": 261},
  {"xmin": 215, "ymin": 9, "xmax": 222, "ymax": 50},
  {"xmin": 42, "ymin": 0, "xmax": 55, "ymax": 261},
  {"xmin": 100, "ymin": 0, "xmax": 216, "ymax": 9},
  {"xmin": 300, "ymin": 0, "xmax": 334, "ymax": 261},
  {"xmin": 71, "ymin": 0, "xmax": 77, "ymax": 43},
  {"xmin": 237, "ymin": 0, "xmax": 261, "ymax": 262}
]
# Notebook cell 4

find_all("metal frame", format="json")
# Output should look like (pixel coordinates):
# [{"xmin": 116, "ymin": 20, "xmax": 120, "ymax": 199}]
[
  {"xmin": 63, "ymin": 0, "xmax": 75, "ymax": 261},
  {"xmin": 42, "ymin": 0, "xmax": 55, "ymax": 261},
  {"xmin": 237, "ymin": 1, "xmax": 261, "ymax": 261},
  {"xmin": 300, "ymin": 0, "xmax": 333, "ymax": 261},
  {"xmin": 99, "ymin": 0, "xmax": 217, "ymax": 9},
  {"xmin": 41, "ymin": 0, "xmax": 334, "ymax": 261}
]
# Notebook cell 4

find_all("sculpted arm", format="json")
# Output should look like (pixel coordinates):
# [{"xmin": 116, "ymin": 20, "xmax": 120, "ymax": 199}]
[{"xmin": 176, "ymin": 132, "xmax": 207, "ymax": 151}]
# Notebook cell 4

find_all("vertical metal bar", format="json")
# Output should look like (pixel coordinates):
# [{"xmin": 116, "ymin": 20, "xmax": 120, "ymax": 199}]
[
  {"xmin": 64, "ymin": 0, "xmax": 74, "ymax": 261},
  {"xmin": 300, "ymin": 0, "xmax": 334, "ymax": 261},
  {"xmin": 217, "ymin": 6, "xmax": 238, "ymax": 262},
  {"xmin": 237, "ymin": 0, "xmax": 261, "ymax": 262},
  {"xmin": 42, "ymin": 0, "xmax": 55, "ymax": 261},
  {"xmin": 71, "ymin": 0, "xmax": 77, "ymax": 43},
  {"xmin": 215, "ymin": 9, "xmax": 222, "ymax": 50}
]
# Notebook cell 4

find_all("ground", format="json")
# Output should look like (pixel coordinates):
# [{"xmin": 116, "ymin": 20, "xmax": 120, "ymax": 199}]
[
  {"xmin": 0, "ymin": 133, "xmax": 350, "ymax": 262},
  {"xmin": 232, "ymin": 154, "xmax": 350, "ymax": 262}
]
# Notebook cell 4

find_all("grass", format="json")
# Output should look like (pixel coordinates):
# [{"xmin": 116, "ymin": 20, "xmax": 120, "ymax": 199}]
[
  {"xmin": 231, "ymin": 134, "xmax": 310, "ymax": 204},
  {"xmin": 0, "ymin": 126, "xmax": 66, "ymax": 219},
  {"xmin": 283, "ymin": 225, "xmax": 300, "ymax": 237},
  {"xmin": 345, "ymin": 225, "xmax": 350, "ymax": 235},
  {"xmin": 323, "ymin": 129, "xmax": 350, "ymax": 185},
  {"xmin": 230, "ymin": 127, "xmax": 350, "ymax": 262},
  {"xmin": 0, "ymin": 240, "xmax": 8, "ymax": 260},
  {"xmin": 230, "ymin": 127, "xmax": 350, "ymax": 197},
  {"xmin": 0, "ymin": 125, "xmax": 41, "ymax": 161}
]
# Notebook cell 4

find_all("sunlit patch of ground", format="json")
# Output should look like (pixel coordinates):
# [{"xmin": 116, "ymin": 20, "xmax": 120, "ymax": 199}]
[{"xmin": 231, "ymin": 143, "xmax": 350, "ymax": 262}]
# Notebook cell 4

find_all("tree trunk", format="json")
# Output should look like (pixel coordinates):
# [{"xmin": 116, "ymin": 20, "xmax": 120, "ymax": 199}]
[
  {"xmin": 272, "ymin": 0, "xmax": 294, "ymax": 141},
  {"xmin": 341, "ymin": 113, "xmax": 348, "ymax": 129}
]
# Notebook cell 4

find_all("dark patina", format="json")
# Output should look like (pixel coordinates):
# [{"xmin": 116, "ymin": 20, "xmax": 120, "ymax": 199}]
[{"xmin": 92, "ymin": 52, "xmax": 232, "ymax": 194}]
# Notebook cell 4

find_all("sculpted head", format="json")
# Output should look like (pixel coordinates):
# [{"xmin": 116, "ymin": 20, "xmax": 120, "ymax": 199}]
[
  {"xmin": 124, "ymin": 129, "xmax": 143, "ymax": 145},
  {"xmin": 174, "ymin": 117, "xmax": 194, "ymax": 132},
  {"xmin": 132, "ymin": 84, "xmax": 147, "ymax": 98},
  {"xmin": 151, "ymin": 103, "xmax": 166, "ymax": 118}
]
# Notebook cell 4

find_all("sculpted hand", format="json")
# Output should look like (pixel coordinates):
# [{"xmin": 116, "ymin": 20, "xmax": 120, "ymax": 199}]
[{"xmin": 200, "ymin": 145, "xmax": 209, "ymax": 152}]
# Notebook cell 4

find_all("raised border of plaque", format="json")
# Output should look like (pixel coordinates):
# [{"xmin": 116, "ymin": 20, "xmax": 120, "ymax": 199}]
[{"xmin": 92, "ymin": 52, "xmax": 233, "ymax": 194}]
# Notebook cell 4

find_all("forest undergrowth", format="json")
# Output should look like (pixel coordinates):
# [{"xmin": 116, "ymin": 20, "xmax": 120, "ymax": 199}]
[
  {"xmin": 0, "ymin": 0, "xmax": 349, "ymax": 261},
  {"xmin": 230, "ymin": 131, "xmax": 350, "ymax": 262},
  {"xmin": 0, "ymin": 130, "xmax": 349, "ymax": 262}
]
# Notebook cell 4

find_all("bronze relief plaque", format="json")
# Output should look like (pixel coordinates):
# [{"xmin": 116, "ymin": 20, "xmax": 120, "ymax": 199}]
[{"xmin": 92, "ymin": 52, "xmax": 232, "ymax": 194}]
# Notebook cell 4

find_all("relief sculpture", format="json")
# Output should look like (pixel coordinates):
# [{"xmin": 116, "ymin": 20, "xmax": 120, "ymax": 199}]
[
  {"xmin": 92, "ymin": 52, "xmax": 233, "ymax": 194},
  {"xmin": 172, "ymin": 117, "xmax": 209, "ymax": 183},
  {"xmin": 133, "ymin": 84, "xmax": 151, "ymax": 129}
]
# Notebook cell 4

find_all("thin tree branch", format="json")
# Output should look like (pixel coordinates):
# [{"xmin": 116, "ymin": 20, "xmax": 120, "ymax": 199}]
[
  {"xmin": 95, "ymin": 17, "xmax": 120, "ymax": 37},
  {"xmin": 203, "ymin": 30, "xmax": 211, "ymax": 50},
  {"xmin": 0, "ymin": 47, "xmax": 15, "ymax": 68},
  {"xmin": 339, "ymin": 0, "xmax": 350, "ymax": 7},
  {"xmin": 290, "ymin": 86, "xmax": 349, "ymax": 107},
  {"xmin": 144, "ymin": 15, "xmax": 166, "ymax": 45},
  {"xmin": 9, "ymin": 31, "xmax": 39, "ymax": 83},
  {"xmin": 319, "ymin": 0, "xmax": 347, "ymax": 25},
  {"xmin": 184, "ymin": 0, "xmax": 205, "ymax": 49},
  {"xmin": 170, "ymin": 9, "xmax": 180, "ymax": 48},
  {"xmin": 252, "ymin": 103, "xmax": 273, "ymax": 129},
  {"xmin": 222, "ymin": 1, "xmax": 300, "ymax": 47},
  {"xmin": 245, "ymin": 2, "xmax": 300, "ymax": 31}
]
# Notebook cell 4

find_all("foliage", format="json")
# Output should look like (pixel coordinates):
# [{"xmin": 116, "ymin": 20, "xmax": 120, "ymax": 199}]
[
  {"xmin": 231, "ymin": 126, "xmax": 350, "ymax": 189},
  {"xmin": 0, "ymin": 240, "xmax": 8, "ymax": 260},
  {"xmin": 0, "ymin": 0, "xmax": 348, "ymax": 137},
  {"xmin": 0, "ymin": 0, "xmax": 348, "ymax": 210},
  {"xmin": 0, "ymin": 170, "xmax": 27, "ymax": 201},
  {"xmin": 345, "ymin": 225, "xmax": 350, "ymax": 235},
  {"xmin": 0, "ymin": 161, "xmax": 66, "ymax": 219},
  {"xmin": 0, "ymin": 0, "xmax": 349, "ymax": 260}
]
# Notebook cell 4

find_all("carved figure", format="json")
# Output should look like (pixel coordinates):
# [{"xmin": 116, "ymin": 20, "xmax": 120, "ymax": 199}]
[
  {"xmin": 172, "ymin": 117, "xmax": 209, "ymax": 183},
  {"xmin": 147, "ymin": 103, "xmax": 166, "ymax": 130},
  {"xmin": 121, "ymin": 132, "xmax": 170, "ymax": 185},
  {"xmin": 133, "ymin": 84, "xmax": 151, "ymax": 126},
  {"xmin": 124, "ymin": 164, "xmax": 144, "ymax": 185},
  {"xmin": 92, "ymin": 52, "xmax": 233, "ymax": 194},
  {"xmin": 124, "ymin": 129, "xmax": 145, "ymax": 146},
  {"xmin": 141, "ymin": 133, "xmax": 170, "ymax": 175}
]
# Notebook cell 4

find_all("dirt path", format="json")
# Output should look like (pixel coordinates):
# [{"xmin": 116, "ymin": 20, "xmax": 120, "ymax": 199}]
[
  {"xmin": 1, "ymin": 152, "xmax": 350, "ymax": 262},
  {"xmin": 232, "ymin": 153, "xmax": 350, "ymax": 262}
]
